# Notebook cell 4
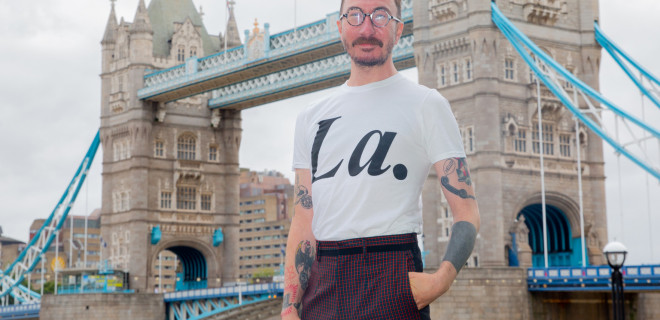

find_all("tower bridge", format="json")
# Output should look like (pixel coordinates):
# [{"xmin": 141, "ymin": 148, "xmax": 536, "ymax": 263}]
[{"xmin": 2, "ymin": 0, "xmax": 660, "ymax": 319}]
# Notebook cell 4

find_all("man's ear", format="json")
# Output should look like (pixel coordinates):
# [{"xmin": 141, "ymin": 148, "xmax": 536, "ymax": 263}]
[
  {"xmin": 395, "ymin": 20, "xmax": 404, "ymax": 43},
  {"xmin": 336, "ymin": 19, "xmax": 342, "ymax": 34}
]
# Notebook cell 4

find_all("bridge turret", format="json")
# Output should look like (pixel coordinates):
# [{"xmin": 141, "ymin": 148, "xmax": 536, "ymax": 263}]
[
  {"xmin": 129, "ymin": 0, "xmax": 154, "ymax": 65},
  {"xmin": 224, "ymin": 0, "xmax": 242, "ymax": 49},
  {"xmin": 101, "ymin": 1, "xmax": 117, "ymax": 76}
]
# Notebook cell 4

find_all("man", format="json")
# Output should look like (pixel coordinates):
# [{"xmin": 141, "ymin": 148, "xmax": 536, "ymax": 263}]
[{"xmin": 281, "ymin": 0, "xmax": 480, "ymax": 319}]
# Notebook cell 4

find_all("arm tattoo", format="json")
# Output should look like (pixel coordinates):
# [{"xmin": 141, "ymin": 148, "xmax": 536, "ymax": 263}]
[
  {"xmin": 294, "ymin": 185, "xmax": 313, "ymax": 209},
  {"xmin": 441, "ymin": 158, "xmax": 476, "ymax": 200},
  {"xmin": 295, "ymin": 240, "xmax": 315, "ymax": 291},
  {"xmin": 281, "ymin": 293, "xmax": 301, "ymax": 316}
]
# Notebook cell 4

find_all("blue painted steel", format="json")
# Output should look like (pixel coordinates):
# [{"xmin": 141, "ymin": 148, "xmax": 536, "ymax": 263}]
[
  {"xmin": 1, "ymin": 131, "xmax": 100, "ymax": 302},
  {"xmin": 595, "ymin": 22, "xmax": 660, "ymax": 110},
  {"xmin": 518, "ymin": 204, "xmax": 584, "ymax": 267},
  {"xmin": 212, "ymin": 228, "xmax": 223, "ymax": 247},
  {"xmin": 527, "ymin": 265, "xmax": 660, "ymax": 292},
  {"xmin": 151, "ymin": 225, "xmax": 162, "ymax": 245},
  {"xmin": 165, "ymin": 283, "xmax": 283, "ymax": 320},
  {"xmin": 164, "ymin": 283, "xmax": 283, "ymax": 302},
  {"xmin": 169, "ymin": 246, "xmax": 207, "ymax": 291},
  {"xmin": 0, "ymin": 303, "xmax": 40, "ymax": 319},
  {"xmin": 491, "ymin": 2, "xmax": 660, "ymax": 181},
  {"xmin": 508, "ymin": 233, "xmax": 520, "ymax": 267}
]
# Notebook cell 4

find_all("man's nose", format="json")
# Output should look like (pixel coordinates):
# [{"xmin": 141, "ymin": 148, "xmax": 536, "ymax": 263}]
[{"xmin": 357, "ymin": 16, "xmax": 377, "ymax": 35}]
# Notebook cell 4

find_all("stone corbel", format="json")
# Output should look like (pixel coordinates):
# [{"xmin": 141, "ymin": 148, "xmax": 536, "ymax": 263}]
[
  {"xmin": 211, "ymin": 108, "xmax": 222, "ymax": 128},
  {"xmin": 156, "ymin": 102, "xmax": 166, "ymax": 122}
]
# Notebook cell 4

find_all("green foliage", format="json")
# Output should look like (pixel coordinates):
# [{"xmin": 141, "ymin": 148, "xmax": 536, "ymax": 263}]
[{"xmin": 252, "ymin": 268, "xmax": 275, "ymax": 279}]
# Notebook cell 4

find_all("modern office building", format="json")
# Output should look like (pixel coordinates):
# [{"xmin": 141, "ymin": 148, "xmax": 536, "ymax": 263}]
[{"xmin": 238, "ymin": 169, "xmax": 293, "ymax": 281}]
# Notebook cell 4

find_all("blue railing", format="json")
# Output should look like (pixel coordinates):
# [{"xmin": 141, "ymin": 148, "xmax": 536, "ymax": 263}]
[
  {"xmin": 527, "ymin": 265, "xmax": 660, "ymax": 292},
  {"xmin": 0, "ymin": 303, "xmax": 40, "ymax": 320},
  {"xmin": 164, "ymin": 282, "xmax": 283, "ymax": 302}
]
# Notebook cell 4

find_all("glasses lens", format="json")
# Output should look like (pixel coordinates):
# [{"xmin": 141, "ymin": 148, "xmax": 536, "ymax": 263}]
[
  {"xmin": 346, "ymin": 9, "xmax": 363, "ymax": 26},
  {"xmin": 372, "ymin": 9, "xmax": 390, "ymax": 27}
]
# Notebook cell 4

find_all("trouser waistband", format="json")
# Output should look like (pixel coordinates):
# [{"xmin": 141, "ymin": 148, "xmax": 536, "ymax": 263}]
[{"xmin": 316, "ymin": 233, "xmax": 418, "ymax": 257}]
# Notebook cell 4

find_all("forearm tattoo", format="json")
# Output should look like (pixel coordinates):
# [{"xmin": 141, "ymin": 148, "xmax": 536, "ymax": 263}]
[
  {"xmin": 282, "ymin": 240, "xmax": 315, "ymax": 317},
  {"xmin": 441, "ymin": 157, "xmax": 476, "ymax": 200},
  {"xmin": 295, "ymin": 185, "xmax": 313, "ymax": 209},
  {"xmin": 295, "ymin": 240, "xmax": 314, "ymax": 290}
]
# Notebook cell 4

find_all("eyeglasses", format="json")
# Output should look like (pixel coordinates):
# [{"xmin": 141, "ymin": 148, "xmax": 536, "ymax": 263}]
[{"xmin": 340, "ymin": 8, "xmax": 402, "ymax": 28}]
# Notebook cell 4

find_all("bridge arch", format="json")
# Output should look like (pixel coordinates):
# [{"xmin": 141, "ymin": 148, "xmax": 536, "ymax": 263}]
[
  {"xmin": 514, "ymin": 192, "xmax": 588, "ymax": 267},
  {"xmin": 149, "ymin": 239, "xmax": 220, "ymax": 292}
]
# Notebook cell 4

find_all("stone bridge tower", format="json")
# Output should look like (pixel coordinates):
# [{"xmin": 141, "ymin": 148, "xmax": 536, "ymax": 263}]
[
  {"xmin": 99, "ymin": 0, "xmax": 243, "ymax": 292},
  {"xmin": 415, "ymin": 0, "xmax": 608, "ymax": 268}
]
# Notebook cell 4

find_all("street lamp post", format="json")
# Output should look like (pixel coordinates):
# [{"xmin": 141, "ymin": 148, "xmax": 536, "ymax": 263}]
[{"xmin": 604, "ymin": 241, "xmax": 628, "ymax": 320}]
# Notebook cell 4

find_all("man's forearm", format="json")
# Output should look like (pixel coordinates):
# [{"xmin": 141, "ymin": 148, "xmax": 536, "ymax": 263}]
[
  {"xmin": 282, "ymin": 169, "xmax": 316, "ymax": 319},
  {"xmin": 281, "ymin": 218, "xmax": 316, "ymax": 318}
]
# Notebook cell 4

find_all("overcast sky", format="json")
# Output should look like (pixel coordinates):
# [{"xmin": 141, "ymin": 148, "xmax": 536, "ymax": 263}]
[{"xmin": 0, "ymin": 0, "xmax": 658, "ymax": 265}]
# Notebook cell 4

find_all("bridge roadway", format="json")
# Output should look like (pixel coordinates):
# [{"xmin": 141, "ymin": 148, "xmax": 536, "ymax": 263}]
[{"xmin": 137, "ymin": 0, "xmax": 414, "ymax": 109}]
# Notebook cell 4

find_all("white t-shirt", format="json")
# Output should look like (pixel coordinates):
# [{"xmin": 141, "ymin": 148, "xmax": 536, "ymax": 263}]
[{"xmin": 292, "ymin": 73, "xmax": 465, "ymax": 241}]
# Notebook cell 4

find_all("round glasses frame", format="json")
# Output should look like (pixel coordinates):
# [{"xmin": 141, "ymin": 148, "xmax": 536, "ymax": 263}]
[{"xmin": 340, "ymin": 8, "xmax": 402, "ymax": 28}]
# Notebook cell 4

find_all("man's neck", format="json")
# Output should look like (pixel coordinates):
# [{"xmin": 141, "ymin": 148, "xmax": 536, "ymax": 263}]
[{"xmin": 346, "ymin": 60, "xmax": 398, "ymax": 87}]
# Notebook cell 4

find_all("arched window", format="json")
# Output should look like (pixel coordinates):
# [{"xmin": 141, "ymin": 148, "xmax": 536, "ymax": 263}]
[{"xmin": 177, "ymin": 134, "xmax": 196, "ymax": 160}]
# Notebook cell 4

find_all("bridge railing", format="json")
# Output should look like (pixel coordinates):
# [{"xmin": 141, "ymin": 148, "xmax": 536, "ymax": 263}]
[
  {"xmin": 527, "ymin": 265, "xmax": 660, "ymax": 291},
  {"xmin": 164, "ymin": 282, "xmax": 283, "ymax": 302},
  {"xmin": 0, "ymin": 303, "xmax": 40, "ymax": 319}
]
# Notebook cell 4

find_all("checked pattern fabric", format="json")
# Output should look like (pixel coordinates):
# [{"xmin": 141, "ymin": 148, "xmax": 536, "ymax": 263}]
[{"xmin": 301, "ymin": 233, "xmax": 431, "ymax": 320}]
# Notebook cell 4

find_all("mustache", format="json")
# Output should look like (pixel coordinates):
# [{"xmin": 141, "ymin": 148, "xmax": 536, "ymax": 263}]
[{"xmin": 352, "ymin": 37, "xmax": 383, "ymax": 47}]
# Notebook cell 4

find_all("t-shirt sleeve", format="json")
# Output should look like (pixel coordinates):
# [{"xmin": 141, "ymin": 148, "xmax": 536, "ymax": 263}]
[
  {"xmin": 292, "ymin": 109, "xmax": 311, "ymax": 170},
  {"xmin": 421, "ymin": 90, "xmax": 467, "ymax": 164}
]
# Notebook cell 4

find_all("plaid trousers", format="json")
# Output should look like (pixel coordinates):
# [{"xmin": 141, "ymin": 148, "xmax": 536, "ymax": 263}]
[{"xmin": 301, "ymin": 233, "xmax": 431, "ymax": 320}]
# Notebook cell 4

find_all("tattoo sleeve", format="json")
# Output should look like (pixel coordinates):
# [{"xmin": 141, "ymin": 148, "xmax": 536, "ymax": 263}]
[{"xmin": 441, "ymin": 157, "xmax": 476, "ymax": 200}]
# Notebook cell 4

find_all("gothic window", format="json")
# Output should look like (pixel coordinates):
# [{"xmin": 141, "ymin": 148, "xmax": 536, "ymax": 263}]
[
  {"xmin": 515, "ymin": 129, "xmax": 527, "ymax": 153},
  {"xmin": 190, "ymin": 46, "xmax": 197, "ymax": 58},
  {"xmin": 438, "ymin": 64, "xmax": 447, "ymax": 88},
  {"xmin": 177, "ymin": 45, "xmax": 185, "ymax": 62},
  {"xmin": 120, "ymin": 192, "xmax": 129, "ymax": 211},
  {"xmin": 177, "ymin": 134, "xmax": 196, "ymax": 160},
  {"xmin": 563, "ymin": 67, "xmax": 575, "ymax": 90},
  {"xmin": 505, "ymin": 58, "xmax": 515, "ymax": 80},
  {"xmin": 113, "ymin": 139, "xmax": 131, "ymax": 161},
  {"xmin": 160, "ymin": 191, "xmax": 172, "ymax": 209},
  {"xmin": 201, "ymin": 194, "xmax": 212, "ymax": 211},
  {"xmin": 559, "ymin": 134, "xmax": 571, "ymax": 157},
  {"xmin": 118, "ymin": 75, "xmax": 124, "ymax": 92},
  {"xmin": 464, "ymin": 57, "xmax": 473, "ymax": 81},
  {"xmin": 154, "ymin": 140, "xmax": 164, "ymax": 158},
  {"xmin": 452, "ymin": 61, "xmax": 460, "ymax": 84},
  {"xmin": 532, "ymin": 122, "xmax": 554, "ymax": 155},
  {"xmin": 461, "ymin": 126, "xmax": 475, "ymax": 154},
  {"xmin": 176, "ymin": 186, "xmax": 196, "ymax": 210},
  {"xmin": 209, "ymin": 145, "xmax": 218, "ymax": 161}
]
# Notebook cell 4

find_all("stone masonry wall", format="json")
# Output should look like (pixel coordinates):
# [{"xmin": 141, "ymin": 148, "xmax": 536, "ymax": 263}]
[
  {"xmin": 40, "ymin": 293, "xmax": 165, "ymax": 320},
  {"xmin": 429, "ymin": 267, "xmax": 532, "ymax": 320}
]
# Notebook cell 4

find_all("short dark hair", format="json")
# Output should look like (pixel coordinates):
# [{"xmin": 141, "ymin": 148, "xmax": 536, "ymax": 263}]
[{"xmin": 340, "ymin": 0, "xmax": 402, "ymax": 18}]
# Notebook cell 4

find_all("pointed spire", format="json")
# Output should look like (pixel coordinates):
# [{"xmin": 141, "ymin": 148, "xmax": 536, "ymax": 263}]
[
  {"xmin": 224, "ymin": 0, "xmax": 242, "ymax": 49},
  {"xmin": 130, "ymin": 0, "xmax": 153, "ymax": 34},
  {"xmin": 102, "ymin": 0, "xmax": 118, "ymax": 44}
]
